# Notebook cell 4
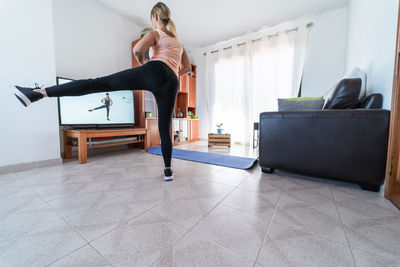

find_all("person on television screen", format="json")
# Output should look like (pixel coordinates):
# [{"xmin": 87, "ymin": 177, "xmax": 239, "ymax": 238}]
[
  {"xmin": 88, "ymin": 93, "xmax": 113, "ymax": 121},
  {"xmin": 13, "ymin": 2, "xmax": 191, "ymax": 181}
]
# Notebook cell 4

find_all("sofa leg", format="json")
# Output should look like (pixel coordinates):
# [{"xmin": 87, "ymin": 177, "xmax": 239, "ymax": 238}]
[
  {"xmin": 261, "ymin": 167, "xmax": 275, "ymax": 174},
  {"xmin": 359, "ymin": 183, "xmax": 380, "ymax": 192}
]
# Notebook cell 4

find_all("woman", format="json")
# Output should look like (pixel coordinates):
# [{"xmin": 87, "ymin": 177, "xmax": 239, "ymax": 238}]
[
  {"xmin": 88, "ymin": 93, "xmax": 113, "ymax": 121},
  {"xmin": 13, "ymin": 2, "xmax": 192, "ymax": 181}
]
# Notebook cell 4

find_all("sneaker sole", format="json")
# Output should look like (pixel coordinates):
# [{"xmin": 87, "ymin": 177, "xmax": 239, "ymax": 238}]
[
  {"xmin": 164, "ymin": 175, "xmax": 174, "ymax": 181},
  {"xmin": 13, "ymin": 86, "xmax": 31, "ymax": 107}
]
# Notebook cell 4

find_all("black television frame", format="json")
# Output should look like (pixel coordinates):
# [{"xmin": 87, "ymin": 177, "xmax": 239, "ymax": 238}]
[{"xmin": 56, "ymin": 77, "xmax": 135, "ymax": 129}]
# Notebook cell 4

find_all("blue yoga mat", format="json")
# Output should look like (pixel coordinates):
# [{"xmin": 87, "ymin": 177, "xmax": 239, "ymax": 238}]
[{"xmin": 148, "ymin": 146, "xmax": 257, "ymax": 170}]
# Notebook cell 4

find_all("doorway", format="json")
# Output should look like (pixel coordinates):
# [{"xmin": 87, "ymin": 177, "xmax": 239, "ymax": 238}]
[{"xmin": 385, "ymin": 2, "xmax": 400, "ymax": 209}]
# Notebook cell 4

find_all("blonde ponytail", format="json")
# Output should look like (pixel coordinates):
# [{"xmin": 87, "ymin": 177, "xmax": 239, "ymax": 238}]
[
  {"xmin": 167, "ymin": 19, "xmax": 178, "ymax": 39},
  {"xmin": 151, "ymin": 2, "xmax": 178, "ymax": 39}
]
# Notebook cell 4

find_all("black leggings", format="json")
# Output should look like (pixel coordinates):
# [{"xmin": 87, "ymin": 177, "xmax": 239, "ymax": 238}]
[
  {"xmin": 93, "ymin": 105, "xmax": 110, "ymax": 117},
  {"xmin": 46, "ymin": 60, "xmax": 179, "ymax": 168}
]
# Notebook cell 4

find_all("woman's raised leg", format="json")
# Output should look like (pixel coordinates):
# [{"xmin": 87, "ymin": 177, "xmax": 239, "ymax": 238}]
[
  {"xmin": 45, "ymin": 65, "xmax": 153, "ymax": 97},
  {"xmin": 14, "ymin": 62, "xmax": 160, "ymax": 107}
]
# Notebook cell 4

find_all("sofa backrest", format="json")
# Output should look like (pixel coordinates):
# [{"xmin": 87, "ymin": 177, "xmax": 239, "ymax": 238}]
[{"xmin": 356, "ymin": 93, "xmax": 383, "ymax": 109}]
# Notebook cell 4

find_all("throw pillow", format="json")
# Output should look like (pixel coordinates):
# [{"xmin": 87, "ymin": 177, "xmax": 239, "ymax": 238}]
[
  {"xmin": 278, "ymin": 98, "xmax": 325, "ymax": 111},
  {"xmin": 322, "ymin": 67, "xmax": 367, "ymax": 108},
  {"xmin": 344, "ymin": 67, "xmax": 367, "ymax": 101},
  {"xmin": 285, "ymin": 97, "xmax": 323, "ymax": 101},
  {"xmin": 323, "ymin": 78, "xmax": 362, "ymax": 109}
]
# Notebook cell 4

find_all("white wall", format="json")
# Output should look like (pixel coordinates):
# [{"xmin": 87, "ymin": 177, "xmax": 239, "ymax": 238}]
[
  {"xmin": 190, "ymin": 7, "xmax": 349, "ymax": 139},
  {"xmin": 346, "ymin": 0, "xmax": 398, "ymax": 109},
  {"xmin": 52, "ymin": 0, "xmax": 142, "ymax": 153},
  {"xmin": 0, "ymin": 0, "xmax": 61, "ymax": 167},
  {"xmin": 302, "ymin": 7, "xmax": 348, "ymax": 97},
  {"xmin": 53, "ymin": 0, "xmax": 142, "ymax": 78}
]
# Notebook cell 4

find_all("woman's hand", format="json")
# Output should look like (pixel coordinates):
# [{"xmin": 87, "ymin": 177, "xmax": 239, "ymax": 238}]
[{"xmin": 133, "ymin": 31, "xmax": 157, "ymax": 65}]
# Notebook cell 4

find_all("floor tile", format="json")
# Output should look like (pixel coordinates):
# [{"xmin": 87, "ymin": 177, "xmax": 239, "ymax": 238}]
[
  {"xmin": 91, "ymin": 211, "xmax": 187, "ymax": 266},
  {"xmin": 221, "ymin": 188, "xmax": 280, "ymax": 220},
  {"xmin": 116, "ymin": 181, "xmax": 197, "ymax": 203},
  {"xmin": 0, "ymin": 197, "xmax": 62, "ymax": 248},
  {"xmin": 267, "ymin": 218, "xmax": 348, "ymax": 247},
  {"xmin": 344, "ymin": 216, "xmax": 400, "ymax": 260},
  {"xmin": 0, "ymin": 185, "xmax": 38, "ymax": 201},
  {"xmin": 203, "ymin": 170, "xmax": 247, "ymax": 186},
  {"xmin": 0, "ymin": 194, "xmax": 44, "ymax": 218},
  {"xmin": 150, "ymin": 197, "xmax": 218, "ymax": 229},
  {"xmin": 277, "ymin": 186, "xmax": 334, "ymax": 209},
  {"xmin": 273, "ymin": 202, "xmax": 341, "ymax": 229},
  {"xmin": 351, "ymin": 248, "xmax": 400, "ymax": 267},
  {"xmin": 335, "ymin": 197, "xmax": 400, "ymax": 228},
  {"xmin": 49, "ymin": 245, "xmax": 110, "ymax": 267},
  {"xmin": 284, "ymin": 175, "xmax": 334, "ymax": 191},
  {"xmin": 153, "ymin": 232, "xmax": 255, "ymax": 267},
  {"xmin": 171, "ymin": 177, "xmax": 236, "ymax": 203},
  {"xmin": 47, "ymin": 191, "xmax": 122, "ymax": 218},
  {"xmin": 65, "ymin": 197, "xmax": 158, "ymax": 242},
  {"xmin": 0, "ymin": 173, "xmax": 25, "ymax": 188},
  {"xmin": 0, "ymin": 220, "xmax": 86, "ymax": 266},
  {"xmin": 257, "ymin": 233, "xmax": 355, "ymax": 267},
  {"xmin": 240, "ymin": 173, "xmax": 288, "ymax": 192},
  {"xmin": 191, "ymin": 205, "xmax": 269, "ymax": 261}
]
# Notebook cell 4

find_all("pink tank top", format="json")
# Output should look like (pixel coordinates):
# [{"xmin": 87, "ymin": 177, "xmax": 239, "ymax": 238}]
[{"xmin": 149, "ymin": 29, "xmax": 183, "ymax": 77}]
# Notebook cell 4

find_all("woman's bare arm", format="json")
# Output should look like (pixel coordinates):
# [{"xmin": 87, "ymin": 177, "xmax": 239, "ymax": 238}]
[
  {"xmin": 133, "ymin": 31, "xmax": 158, "ymax": 65},
  {"xmin": 179, "ymin": 48, "xmax": 191, "ymax": 76}
]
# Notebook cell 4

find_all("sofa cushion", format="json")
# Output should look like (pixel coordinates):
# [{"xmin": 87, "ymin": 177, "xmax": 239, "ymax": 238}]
[
  {"xmin": 357, "ymin": 93, "xmax": 383, "ymax": 109},
  {"xmin": 278, "ymin": 97, "xmax": 325, "ymax": 111},
  {"xmin": 323, "ymin": 78, "xmax": 362, "ymax": 109},
  {"xmin": 344, "ymin": 67, "xmax": 367, "ymax": 101}
]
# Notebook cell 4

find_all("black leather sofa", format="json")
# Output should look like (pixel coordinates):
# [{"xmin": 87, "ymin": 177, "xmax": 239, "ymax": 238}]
[{"xmin": 258, "ymin": 88, "xmax": 390, "ymax": 192}]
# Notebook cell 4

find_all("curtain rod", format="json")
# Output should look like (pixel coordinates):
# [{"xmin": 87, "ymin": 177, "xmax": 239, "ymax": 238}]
[{"xmin": 203, "ymin": 22, "xmax": 314, "ymax": 56}]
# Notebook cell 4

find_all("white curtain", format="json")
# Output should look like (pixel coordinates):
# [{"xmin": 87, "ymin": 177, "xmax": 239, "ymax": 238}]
[{"xmin": 202, "ymin": 26, "xmax": 310, "ymax": 145}]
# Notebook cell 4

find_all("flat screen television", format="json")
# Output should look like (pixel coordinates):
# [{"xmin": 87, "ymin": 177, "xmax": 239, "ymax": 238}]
[{"xmin": 56, "ymin": 77, "xmax": 135, "ymax": 128}]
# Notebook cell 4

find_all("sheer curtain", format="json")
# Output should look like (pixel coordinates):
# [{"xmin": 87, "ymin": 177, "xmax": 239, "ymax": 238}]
[{"xmin": 202, "ymin": 26, "xmax": 310, "ymax": 145}]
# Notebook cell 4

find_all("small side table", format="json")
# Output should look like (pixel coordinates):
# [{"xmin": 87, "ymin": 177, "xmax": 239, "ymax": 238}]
[{"xmin": 208, "ymin": 133, "xmax": 231, "ymax": 147}]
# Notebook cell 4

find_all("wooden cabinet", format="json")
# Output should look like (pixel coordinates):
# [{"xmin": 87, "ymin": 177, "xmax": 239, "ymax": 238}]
[
  {"xmin": 188, "ymin": 76, "xmax": 196, "ymax": 108},
  {"xmin": 179, "ymin": 75, "xmax": 188, "ymax": 93},
  {"xmin": 190, "ymin": 119, "xmax": 200, "ymax": 142},
  {"xmin": 145, "ymin": 118, "xmax": 160, "ymax": 147}
]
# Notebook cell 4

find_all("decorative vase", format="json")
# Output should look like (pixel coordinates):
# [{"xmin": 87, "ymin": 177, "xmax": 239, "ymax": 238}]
[
  {"xmin": 177, "ymin": 108, "xmax": 183, "ymax": 118},
  {"xmin": 217, "ymin": 129, "xmax": 223, "ymax": 134}
]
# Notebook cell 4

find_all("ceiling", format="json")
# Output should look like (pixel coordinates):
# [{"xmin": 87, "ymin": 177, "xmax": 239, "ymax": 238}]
[{"xmin": 98, "ymin": 0, "xmax": 349, "ymax": 50}]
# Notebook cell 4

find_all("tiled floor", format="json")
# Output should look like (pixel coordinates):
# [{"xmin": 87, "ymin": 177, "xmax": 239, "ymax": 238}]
[{"xmin": 1, "ymin": 141, "xmax": 399, "ymax": 266}]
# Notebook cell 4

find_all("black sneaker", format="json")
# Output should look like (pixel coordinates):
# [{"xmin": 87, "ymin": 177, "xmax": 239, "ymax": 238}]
[
  {"xmin": 14, "ymin": 83, "xmax": 44, "ymax": 107},
  {"xmin": 164, "ymin": 169, "xmax": 174, "ymax": 181}
]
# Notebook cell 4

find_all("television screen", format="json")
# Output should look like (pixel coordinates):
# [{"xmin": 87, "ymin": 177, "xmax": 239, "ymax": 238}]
[{"xmin": 57, "ymin": 77, "xmax": 135, "ymax": 126}]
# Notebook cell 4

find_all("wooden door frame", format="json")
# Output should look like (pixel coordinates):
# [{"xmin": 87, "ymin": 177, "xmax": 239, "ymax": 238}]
[{"xmin": 384, "ymin": 1, "xmax": 400, "ymax": 206}]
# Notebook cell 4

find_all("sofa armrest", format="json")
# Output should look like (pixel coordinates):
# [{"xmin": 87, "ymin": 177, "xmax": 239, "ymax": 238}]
[{"xmin": 259, "ymin": 109, "xmax": 390, "ymax": 185}]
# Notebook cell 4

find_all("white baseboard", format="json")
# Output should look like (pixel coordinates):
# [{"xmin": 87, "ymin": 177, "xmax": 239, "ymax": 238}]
[{"xmin": 0, "ymin": 158, "xmax": 62, "ymax": 175}]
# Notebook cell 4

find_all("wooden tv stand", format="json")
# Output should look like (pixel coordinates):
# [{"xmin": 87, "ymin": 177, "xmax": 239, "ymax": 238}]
[{"xmin": 63, "ymin": 128, "xmax": 148, "ymax": 164}]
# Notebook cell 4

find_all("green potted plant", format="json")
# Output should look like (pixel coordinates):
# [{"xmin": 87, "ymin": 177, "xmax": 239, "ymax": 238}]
[
  {"xmin": 145, "ymin": 111, "xmax": 152, "ymax": 118},
  {"xmin": 217, "ymin": 123, "xmax": 224, "ymax": 134}
]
